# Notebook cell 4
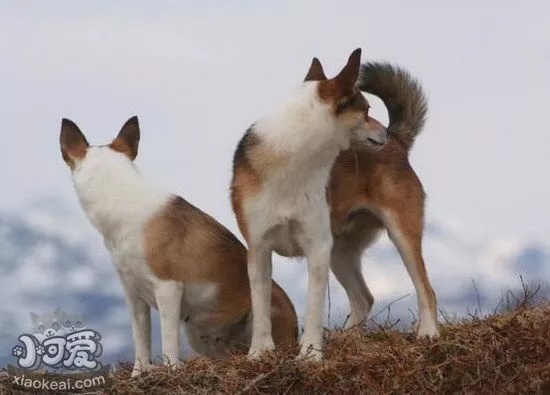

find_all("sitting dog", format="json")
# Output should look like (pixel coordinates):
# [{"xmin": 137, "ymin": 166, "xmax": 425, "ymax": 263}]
[{"xmin": 60, "ymin": 116, "xmax": 298, "ymax": 377}]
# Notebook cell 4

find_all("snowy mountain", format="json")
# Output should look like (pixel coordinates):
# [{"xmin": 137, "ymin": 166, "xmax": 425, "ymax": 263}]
[{"xmin": 1, "ymin": 198, "xmax": 548, "ymax": 367}]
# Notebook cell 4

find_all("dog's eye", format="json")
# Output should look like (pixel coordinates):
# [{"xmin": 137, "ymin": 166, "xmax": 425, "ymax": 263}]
[
  {"xmin": 343, "ymin": 98, "xmax": 353, "ymax": 107},
  {"xmin": 336, "ymin": 98, "xmax": 353, "ymax": 114}
]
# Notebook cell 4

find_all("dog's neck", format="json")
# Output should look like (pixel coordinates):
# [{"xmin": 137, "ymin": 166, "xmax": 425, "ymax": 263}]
[
  {"xmin": 255, "ymin": 82, "xmax": 351, "ymax": 159},
  {"xmin": 71, "ymin": 147, "xmax": 170, "ymax": 241}
]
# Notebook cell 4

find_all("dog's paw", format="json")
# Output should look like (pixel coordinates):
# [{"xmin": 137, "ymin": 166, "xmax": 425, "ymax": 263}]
[
  {"xmin": 247, "ymin": 339, "xmax": 275, "ymax": 360},
  {"xmin": 130, "ymin": 366, "xmax": 151, "ymax": 378},
  {"xmin": 412, "ymin": 320, "xmax": 440, "ymax": 339},
  {"xmin": 296, "ymin": 345, "xmax": 323, "ymax": 362},
  {"xmin": 130, "ymin": 362, "xmax": 153, "ymax": 378},
  {"xmin": 161, "ymin": 355, "xmax": 181, "ymax": 368}
]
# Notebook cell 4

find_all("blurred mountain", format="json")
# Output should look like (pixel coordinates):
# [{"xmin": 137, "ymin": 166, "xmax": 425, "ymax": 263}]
[{"xmin": 0, "ymin": 197, "xmax": 548, "ymax": 367}]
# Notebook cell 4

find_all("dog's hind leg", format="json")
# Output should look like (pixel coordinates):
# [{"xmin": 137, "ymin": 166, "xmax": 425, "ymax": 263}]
[
  {"xmin": 380, "ymin": 203, "xmax": 439, "ymax": 338},
  {"xmin": 155, "ymin": 281, "xmax": 184, "ymax": 365},
  {"xmin": 330, "ymin": 239, "xmax": 373, "ymax": 328},
  {"xmin": 331, "ymin": 211, "xmax": 382, "ymax": 328}
]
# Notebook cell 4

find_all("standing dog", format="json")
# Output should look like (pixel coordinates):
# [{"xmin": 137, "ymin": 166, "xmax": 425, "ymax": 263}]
[
  {"xmin": 230, "ymin": 49, "xmax": 385, "ymax": 360},
  {"xmin": 328, "ymin": 62, "xmax": 439, "ymax": 338},
  {"xmin": 60, "ymin": 116, "xmax": 297, "ymax": 377}
]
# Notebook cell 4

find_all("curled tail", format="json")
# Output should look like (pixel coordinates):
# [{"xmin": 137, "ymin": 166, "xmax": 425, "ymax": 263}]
[{"xmin": 356, "ymin": 62, "xmax": 428, "ymax": 152}]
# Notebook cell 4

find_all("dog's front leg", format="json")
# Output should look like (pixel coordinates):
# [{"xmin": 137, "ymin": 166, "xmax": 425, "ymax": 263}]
[
  {"xmin": 119, "ymin": 282, "xmax": 152, "ymax": 378},
  {"xmin": 299, "ymin": 242, "xmax": 331, "ymax": 361},
  {"xmin": 155, "ymin": 281, "xmax": 184, "ymax": 366},
  {"xmin": 247, "ymin": 243, "xmax": 275, "ymax": 358},
  {"xmin": 298, "ymin": 216, "xmax": 333, "ymax": 361}
]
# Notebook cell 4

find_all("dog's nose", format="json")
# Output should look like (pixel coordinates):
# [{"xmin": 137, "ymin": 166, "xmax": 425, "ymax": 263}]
[
  {"xmin": 367, "ymin": 137, "xmax": 385, "ymax": 146},
  {"xmin": 367, "ymin": 129, "xmax": 388, "ymax": 146},
  {"xmin": 381, "ymin": 128, "xmax": 389, "ymax": 143}
]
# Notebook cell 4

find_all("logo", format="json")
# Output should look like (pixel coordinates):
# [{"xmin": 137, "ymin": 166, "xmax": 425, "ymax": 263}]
[
  {"xmin": 5, "ymin": 308, "xmax": 111, "ymax": 393},
  {"xmin": 11, "ymin": 308, "xmax": 102, "ymax": 372}
]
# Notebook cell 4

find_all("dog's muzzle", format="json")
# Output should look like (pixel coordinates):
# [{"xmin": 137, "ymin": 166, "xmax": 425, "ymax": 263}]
[{"xmin": 367, "ymin": 128, "xmax": 388, "ymax": 147}]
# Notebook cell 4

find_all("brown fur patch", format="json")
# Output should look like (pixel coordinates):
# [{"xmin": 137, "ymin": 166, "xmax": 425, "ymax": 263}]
[
  {"xmin": 144, "ymin": 196, "xmax": 297, "ymax": 345},
  {"xmin": 336, "ymin": 90, "xmax": 369, "ymax": 115},
  {"xmin": 317, "ymin": 48, "xmax": 362, "ymax": 108},
  {"xmin": 109, "ymin": 138, "xmax": 135, "ymax": 160},
  {"xmin": 271, "ymin": 281, "xmax": 299, "ymax": 345},
  {"xmin": 328, "ymin": 139, "xmax": 417, "ymax": 229},
  {"xmin": 230, "ymin": 128, "xmax": 270, "ymax": 243},
  {"xmin": 365, "ymin": 115, "xmax": 384, "ymax": 130},
  {"xmin": 328, "ymin": 137, "xmax": 437, "ymax": 323},
  {"xmin": 230, "ymin": 169, "xmax": 260, "ymax": 243}
]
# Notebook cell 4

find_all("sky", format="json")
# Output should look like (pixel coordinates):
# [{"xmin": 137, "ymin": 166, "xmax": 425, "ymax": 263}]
[
  {"xmin": 0, "ymin": 0, "xmax": 549, "ymax": 366},
  {"xmin": 1, "ymin": 1, "xmax": 549, "ymax": 243}
]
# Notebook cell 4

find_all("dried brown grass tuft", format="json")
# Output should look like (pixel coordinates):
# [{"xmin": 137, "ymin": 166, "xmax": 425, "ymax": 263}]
[
  {"xmin": 2, "ymin": 303, "xmax": 549, "ymax": 394},
  {"xmin": 85, "ymin": 306, "xmax": 550, "ymax": 393}
]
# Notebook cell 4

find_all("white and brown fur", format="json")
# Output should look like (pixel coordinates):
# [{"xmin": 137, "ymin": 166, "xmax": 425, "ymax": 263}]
[
  {"xmin": 230, "ymin": 48, "xmax": 392, "ymax": 360},
  {"xmin": 60, "ymin": 117, "xmax": 298, "ymax": 377}
]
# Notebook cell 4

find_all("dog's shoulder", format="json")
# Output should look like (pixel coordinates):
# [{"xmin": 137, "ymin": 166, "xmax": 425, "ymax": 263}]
[{"xmin": 233, "ymin": 126, "xmax": 260, "ymax": 172}]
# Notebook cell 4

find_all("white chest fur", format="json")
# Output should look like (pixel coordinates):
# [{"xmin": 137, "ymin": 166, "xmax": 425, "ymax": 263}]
[{"xmin": 245, "ymin": 84, "xmax": 346, "ymax": 249}]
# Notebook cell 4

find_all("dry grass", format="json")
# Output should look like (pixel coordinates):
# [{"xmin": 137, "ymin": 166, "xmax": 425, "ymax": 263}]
[
  {"xmin": 2, "ymin": 299, "xmax": 549, "ymax": 394},
  {"xmin": 103, "ymin": 305, "xmax": 550, "ymax": 394},
  {"xmin": 5, "ymin": 305, "xmax": 546, "ymax": 394}
]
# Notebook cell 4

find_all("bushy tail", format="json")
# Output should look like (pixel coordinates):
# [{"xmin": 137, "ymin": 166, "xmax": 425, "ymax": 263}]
[{"xmin": 356, "ymin": 62, "xmax": 428, "ymax": 152}]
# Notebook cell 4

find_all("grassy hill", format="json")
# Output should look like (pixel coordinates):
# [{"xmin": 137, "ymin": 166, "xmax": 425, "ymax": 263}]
[
  {"xmin": 2, "ymin": 302, "xmax": 549, "ymax": 394},
  {"xmin": 108, "ymin": 305, "xmax": 550, "ymax": 393}
]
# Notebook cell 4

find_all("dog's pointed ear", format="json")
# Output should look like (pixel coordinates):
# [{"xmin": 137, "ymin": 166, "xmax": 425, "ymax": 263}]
[
  {"xmin": 332, "ymin": 48, "xmax": 362, "ymax": 95},
  {"xmin": 111, "ymin": 116, "xmax": 140, "ymax": 161},
  {"xmin": 304, "ymin": 57, "xmax": 327, "ymax": 81},
  {"xmin": 60, "ymin": 118, "xmax": 89, "ymax": 167}
]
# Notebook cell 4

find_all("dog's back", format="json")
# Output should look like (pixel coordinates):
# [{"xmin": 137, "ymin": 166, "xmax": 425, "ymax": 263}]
[
  {"xmin": 329, "ymin": 62, "xmax": 429, "ymax": 233},
  {"xmin": 144, "ymin": 195, "xmax": 298, "ymax": 350}
]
